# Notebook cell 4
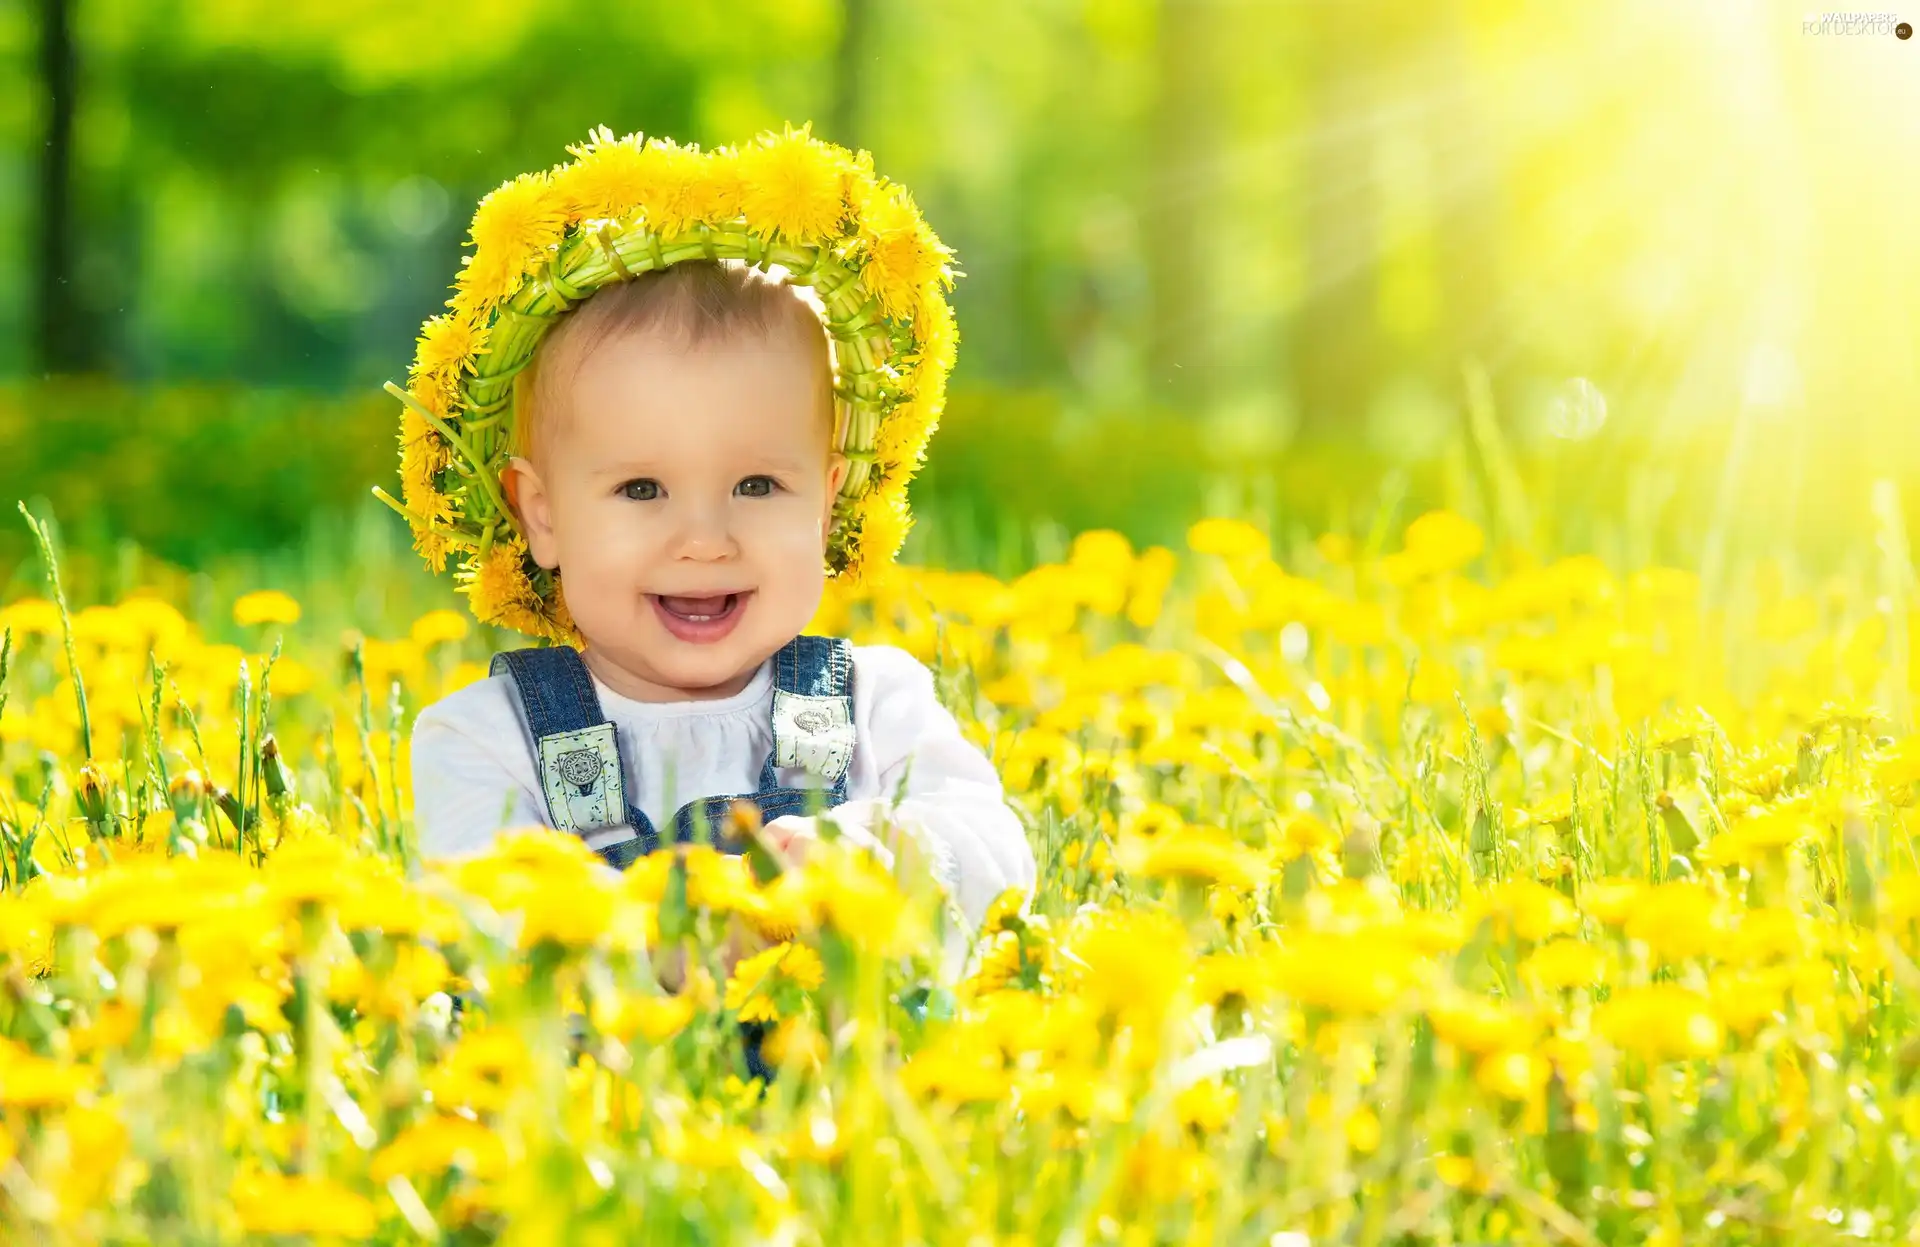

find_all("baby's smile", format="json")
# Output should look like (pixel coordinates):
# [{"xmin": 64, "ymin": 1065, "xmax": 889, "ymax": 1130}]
[{"xmin": 649, "ymin": 590, "xmax": 754, "ymax": 644}]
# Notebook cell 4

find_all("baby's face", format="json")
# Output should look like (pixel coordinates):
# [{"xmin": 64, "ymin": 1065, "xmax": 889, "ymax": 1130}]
[{"xmin": 508, "ymin": 326, "xmax": 847, "ymax": 702}]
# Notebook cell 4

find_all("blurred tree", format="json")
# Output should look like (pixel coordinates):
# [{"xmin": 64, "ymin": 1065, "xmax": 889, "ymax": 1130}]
[
  {"xmin": 19, "ymin": 0, "xmax": 837, "ymax": 387},
  {"xmin": 32, "ymin": 0, "xmax": 97, "ymax": 374},
  {"xmin": 829, "ymin": 0, "xmax": 873, "ymax": 151},
  {"xmin": 1288, "ymin": 0, "xmax": 1390, "ymax": 445},
  {"xmin": 1143, "ymin": 0, "xmax": 1219, "ymax": 411},
  {"xmin": 1423, "ymin": 0, "xmax": 1508, "ymax": 406}
]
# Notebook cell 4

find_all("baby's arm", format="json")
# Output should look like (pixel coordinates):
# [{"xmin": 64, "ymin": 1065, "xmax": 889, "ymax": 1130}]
[
  {"xmin": 769, "ymin": 646, "xmax": 1037, "ymax": 932},
  {"xmin": 408, "ymin": 682, "xmax": 552, "ymax": 860}
]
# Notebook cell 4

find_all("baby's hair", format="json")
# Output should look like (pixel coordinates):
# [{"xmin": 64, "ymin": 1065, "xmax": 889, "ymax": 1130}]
[{"xmin": 512, "ymin": 258, "xmax": 840, "ymax": 463}]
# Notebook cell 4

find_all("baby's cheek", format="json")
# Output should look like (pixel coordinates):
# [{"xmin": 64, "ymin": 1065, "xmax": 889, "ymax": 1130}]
[
  {"xmin": 569, "ymin": 516, "xmax": 653, "ymax": 572},
  {"xmin": 748, "ymin": 517, "xmax": 832, "ymax": 582},
  {"xmin": 749, "ymin": 499, "xmax": 828, "ymax": 546}
]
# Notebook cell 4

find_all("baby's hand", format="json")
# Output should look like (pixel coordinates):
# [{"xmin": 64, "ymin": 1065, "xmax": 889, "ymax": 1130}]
[
  {"xmin": 653, "ymin": 915, "xmax": 767, "ymax": 995},
  {"xmin": 762, "ymin": 815, "xmax": 822, "ymax": 868}
]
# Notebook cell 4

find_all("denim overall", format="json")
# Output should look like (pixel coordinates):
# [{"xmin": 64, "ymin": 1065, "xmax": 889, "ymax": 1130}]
[{"xmin": 490, "ymin": 634, "xmax": 857, "ymax": 1083}]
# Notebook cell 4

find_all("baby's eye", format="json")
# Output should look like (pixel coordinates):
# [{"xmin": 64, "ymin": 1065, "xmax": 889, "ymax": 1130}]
[
  {"xmin": 620, "ymin": 479, "xmax": 662, "ymax": 501},
  {"xmin": 735, "ymin": 475, "xmax": 779, "ymax": 498}
]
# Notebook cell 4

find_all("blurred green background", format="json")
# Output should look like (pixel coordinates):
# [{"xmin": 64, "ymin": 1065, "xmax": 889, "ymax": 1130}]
[{"xmin": 2, "ymin": 0, "xmax": 1917, "ymax": 631}]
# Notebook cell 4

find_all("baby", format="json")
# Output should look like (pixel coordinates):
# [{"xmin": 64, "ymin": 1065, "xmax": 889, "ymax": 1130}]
[{"xmin": 408, "ymin": 258, "xmax": 1037, "ymax": 972}]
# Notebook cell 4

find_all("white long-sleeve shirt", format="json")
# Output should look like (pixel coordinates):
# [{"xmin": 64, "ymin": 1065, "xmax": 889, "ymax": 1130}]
[{"xmin": 408, "ymin": 642, "xmax": 1036, "ymax": 972}]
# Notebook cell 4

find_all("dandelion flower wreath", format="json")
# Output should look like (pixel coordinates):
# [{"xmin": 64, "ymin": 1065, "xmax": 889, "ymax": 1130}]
[{"xmin": 376, "ymin": 122, "xmax": 961, "ymax": 644}]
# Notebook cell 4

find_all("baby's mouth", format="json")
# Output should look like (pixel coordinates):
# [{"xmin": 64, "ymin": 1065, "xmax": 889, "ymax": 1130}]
[{"xmin": 652, "ymin": 592, "xmax": 746, "ymax": 622}]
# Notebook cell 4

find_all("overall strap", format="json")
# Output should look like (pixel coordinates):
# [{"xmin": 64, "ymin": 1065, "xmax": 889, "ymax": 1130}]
[
  {"xmin": 759, "ymin": 635, "xmax": 857, "ymax": 796},
  {"xmin": 489, "ymin": 646, "xmax": 653, "ymax": 863},
  {"xmin": 489, "ymin": 647, "xmax": 608, "ymax": 739},
  {"xmin": 773, "ymin": 634, "xmax": 854, "ymax": 700},
  {"xmin": 490, "ymin": 640, "xmax": 859, "ymax": 873},
  {"xmin": 661, "ymin": 636, "xmax": 860, "ymax": 847}
]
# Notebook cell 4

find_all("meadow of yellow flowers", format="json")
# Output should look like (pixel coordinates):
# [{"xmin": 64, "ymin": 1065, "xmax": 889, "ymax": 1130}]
[{"xmin": 0, "ymin": 506, "xmax": 1917, "ymax": 1244}]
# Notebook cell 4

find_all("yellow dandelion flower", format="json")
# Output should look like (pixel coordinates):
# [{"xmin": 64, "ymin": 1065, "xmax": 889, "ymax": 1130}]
[
  {"xmin": 591, "ymin": 991, "xmax": 697, "ymax": 1045},
  {"xmin": 658, "ymin": 1117, "xmax": 760, "ymax": 1170},
  {"xmin": 855, "ymin": 180, "xmax": 953, "ymax": 322},
  {"xmin": 902, "ymin": 1038, "xmax": 1012, "ymax": 1104},
  {"xmin": 1581, "ymin": 878, "xmax": 1648, "ymax": 926},
  {"xmin": 468, "ymin": 168, "xmax": 568, "ymax": 260},
  {"xmin": 1520, "ymin": 938, "xmax": 1608, "ymax": 990},
  {"xmin": 449, "ymin": 826, "xmax": 599, "ymax": 903},
  {"xmin": 455, "ymin": 170, "xmax": 569, "ymax": 310},
  {"xmin": 0, "ymin": 1038, "xmax": 99, "ymax": 1108},
  {"xmin": 410, "ymin": 313, "xmax": 490, "ymax": 387},
  {"xmin": 544, "ymin": 576, "xmax": 582, "ymax": 647},
  {"xmin": 1266, "ymin": 931, "xmax": 1425, "ymax": 1016},
  {"xmin": 399, "ymin": 417, "xmax": 459, "ymax": 574},
  {"xmin": 0, "ymin": 598, "xmax": 61, "ymax": 637},
  {"xmin": 762, "ymin": 1018, "xmax": 829, "ymax": 1074},
  {"xmin": 723, "ymin": 941, "xmax": 826, "ymax": 1024},
  {"xmin": 689, "ymin": 142, "xmax": 748, "ymax": 229},
  {"xmin": 1877, "ymin": 736, "xmax": 1920, "ymax": 794},
  {"xmin": 875, "ymin": 380, "xmax": 943, "ymax": 473},
  {"xmin": 506, "ymin": 595, "xmax": 563, "ymax": 644},
  {"xmin": 970, "ymin": 930, "xmax": 1025, "ymax": 994},
  {"xmin": 1066, "ymin": 909, "xmax": 1191, "ymax": 1022},
  {"xmin": 552, "ymin": 125, "xmax": 651, "ymax": 221},
  {"xmin": 1403, "ymin": 509, "xmax": 1485, "ymax": 572},
  {"xmin": 231, "ymin": 1171, "xmax": 377, "ymax": 1239},
  {"xmin": 981, "ymin": 889, "xmax": 1031, "ymax": 937},
  {"xmin": 1316, "ymin": 532, "xmax": 1357, "ymax": 565},
  {"xmin": 1116, "ymin": 824, "xmax": 1268, "ymax": 892},
  {"xmin": 1187, "ymin": 517, "xmax": 1270, "ymax": 561},
  {"xmin": 852, "ymin": 477, "xmax": 914, "ymax": 578},
  {"xmin": 1475, "ymin": 1048, "xmax": 1548, "ymax": 1103},
  {"xmin": 907, "ymin": 286, "xmax": 959, "ymax": 384},
  {"xmin": 1425, "ymin": 990, "xmax": 1537, "ymax": 1056},
  {"xmin": 1810, "ymin": 698, "xmax": 1886, "ymax": 735},
  {"xmin": 1478, "ymin": 878, "xmax": 1579, "ymax": 944},
  {"xmin": 1621, "ymin": 881, "xmax": 1730, "ymax": 963},
  {"xmin": 1595, "ymin": 983, "xmax": 1723, "ymax": 1062},
  {"xmin": 1175, "ymin": 1079, "xmax": 1239, "ymax": 1134},
  {"xmin": 1435, "ymin": 1153, "xmax": 1491, "ymax": 1193},
  {"xmin": 635, "ymin": 138, "xmax": 747, "ymax": 243},
  {"xmin": 405, "ymin": 489, "xmax": 460, "ymax": 575},
  {"xmin": 1709, "ymin": 970, "xmax": 1789, "ymax": 1038},
  {"xmin": 457, "ymin": 536, "xmax": 544, "ymax": 631},
  {"xmin": 779, "ymin": 941, "xmax": 827, "ymax": 990},
  {"xmin": 371, "ymin": 1115, "xmax": 509, "ymax": 1184},
  {"xmin": 736, "ymin": 123, "xmax": 851, "ymax": 244},
  {"xmin": 233, "ymin": 590, "xmax": 301, "ymax": 627},
  {"xmin": 410, "ymin": 609, "xmax": 469, "ymax": 649},
  {"xmin": 452, "ymin": 249, "xmax": 527, "ymax": 315},
  {"xmin": 1193, "ymin": 951, "xmax": 1272, "ymax": 1009},
  {"xmin": 399, "ymin": 405, "xmax": 451, "ymax": 495}
]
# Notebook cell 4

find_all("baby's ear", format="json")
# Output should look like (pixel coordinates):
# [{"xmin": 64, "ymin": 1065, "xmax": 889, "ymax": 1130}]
[
  {"xmin": 823, "ymin": 452, "xmax": 850, "ymax": 529},
  {"xmin": 504, "ymin": 457, "xmax": 560, "ymax": 569}
]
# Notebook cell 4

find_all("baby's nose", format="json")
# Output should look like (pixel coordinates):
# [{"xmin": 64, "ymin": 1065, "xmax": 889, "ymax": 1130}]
[{"xmin": 669, "ymin": 501, "xmax": 738, "ymax": 557}]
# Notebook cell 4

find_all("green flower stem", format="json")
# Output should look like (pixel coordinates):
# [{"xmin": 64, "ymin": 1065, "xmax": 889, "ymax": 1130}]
[
  {"xmin": 369, "ymin": 487, "xmax": 479, "ymax": 550},
  {"xmin": 383, "ymin": 382, "xmax": 513, "ymax": 527},
  {"xmin": 17, "ymin": 503, "xmax": 92, "ymax": 760},
  {"xmin": 521, "ymin": 225, "xmax": 889, "ymax": 399}
]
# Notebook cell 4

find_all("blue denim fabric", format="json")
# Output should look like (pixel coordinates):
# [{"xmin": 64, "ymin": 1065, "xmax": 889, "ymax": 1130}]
[
  {"xmin": 489, "ymin": 633, "xmax": 855, "ymax": 1084},
  {"xmin": 489, "ymin": 633, "xmax": 854, "ymax": 865}
]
